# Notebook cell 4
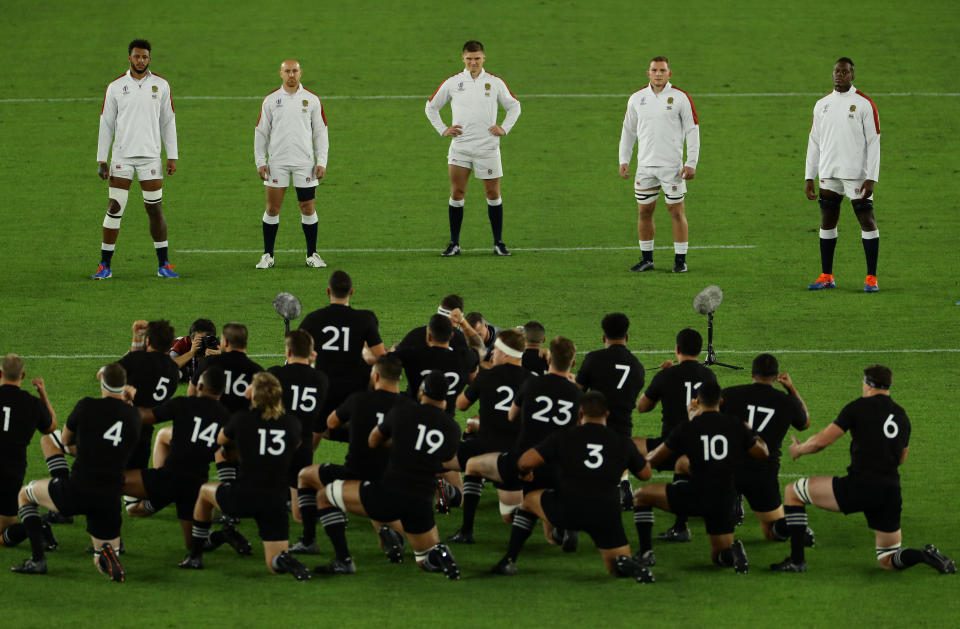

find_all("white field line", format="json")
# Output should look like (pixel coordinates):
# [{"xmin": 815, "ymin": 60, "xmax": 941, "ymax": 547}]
[
  {"xmin": 1, "ymin": 92, "xmax": 958, "ymax": 104},
  {"xmin": 20, "ymin": 348, "xmax": 959, "ymax": 360},
  {"xmin": 175, "ymin": 245, "xmax": 756, "ymax": 254}
]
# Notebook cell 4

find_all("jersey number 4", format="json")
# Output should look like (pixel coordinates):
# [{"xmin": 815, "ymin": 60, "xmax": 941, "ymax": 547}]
[{"xmin": 103, "ymin": 420, "xmax": 124, "ymax": 447}]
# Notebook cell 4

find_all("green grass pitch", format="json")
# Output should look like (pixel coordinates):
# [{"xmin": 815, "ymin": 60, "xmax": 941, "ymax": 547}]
[{"xmin": 0, "ymin": 0, "xmax": 958, "ymax": 626}]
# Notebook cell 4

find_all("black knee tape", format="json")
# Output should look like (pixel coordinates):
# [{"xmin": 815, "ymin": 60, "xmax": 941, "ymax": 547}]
[
  {"xmin": 635, "ymin": 192, "xmax": 658, "ymax": 202},
  {"xmin": 818, "ymin": 194, "xmax": 842, "ymax": 212},
  {"xmin": 295, "ymin": 186, "xmax": 316, "ymax": 202},
  {"xmin": 851, "ymin": 198, "xmax": 873, "ymax": 213}
]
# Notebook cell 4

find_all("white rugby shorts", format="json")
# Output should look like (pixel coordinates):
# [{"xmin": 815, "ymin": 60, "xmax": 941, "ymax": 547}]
[
  {"xmin": 263, "ymin": 165, "xmax": 319, "ymax": 189},
  {"xmin": 819, "ymin": 178, "xmax": 873, "ymax": 200},
  {"xmin": 110, "ymin": 157, "xmax": 163, "ymax": 181},
  {"xmin": 448, "ymin": 147, "xmax": 502, "ymax": 179},
  {"xmin": 634, "ymin": 165, "xmax": 687, "ymax": 202}
]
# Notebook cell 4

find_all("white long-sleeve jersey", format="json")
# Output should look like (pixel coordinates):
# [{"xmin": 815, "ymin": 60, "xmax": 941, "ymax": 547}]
[
  {"xmin": 97, "ymin": 70, "xmax": 178, "ymax": 162},
  {"xmin": 805, "ymin": 86, "xmax": 880, "ymax": 181},
  {"xmin": 254, "ymin": 85, "xmax": 328, "ymax": 168},
  {"xmin": 619, "ymin": 82, "xmax": 700, "ymax": 169},
  {"xmin": 425, "ymin": 69, "xmax": 521, "ymax": 153}
]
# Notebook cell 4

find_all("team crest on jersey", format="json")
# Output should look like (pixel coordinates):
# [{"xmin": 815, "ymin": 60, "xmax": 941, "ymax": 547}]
[
  {"xmin": 152, "ymin": 85, "xmax": 158, "ymax": 93},
  {"xmin": 849, "ymin": 105, "xmax": 856, "ymax": 112},
  {"xmin": 151, "ymin": 169, "xmax": 157, "ymax": 175},
  {"xmin": 484, "ymin": 83, "xmax": 491, "ymax": 90},
  {"xmin": 667, "ymin": 97, "xmax": 674, "ymax": 104},
  {"xmin": 305, "ymin": 177, "xmax": 311, "ymax": 182},
  {"xmin": 672, "ymin": 185, "xmax": 677, "ymax": 191},
  {"xmin": 302, "ymin": 100, "xmax": 308, "ymax": 107},
  {"xmin": 487, "ymin": 169, "xmax": 493, "ymax": 175}
]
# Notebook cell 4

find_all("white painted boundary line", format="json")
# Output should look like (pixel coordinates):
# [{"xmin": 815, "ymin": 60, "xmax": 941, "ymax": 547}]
[
  {"xmin": 20, "ymin": 348, "xmax": 959, "ymax": 360},
  {"xmin": 175, "ymin": 245, "xmax": 756, "ymax": 254},
  {"xmin": 2, "ymin": 92, "xmax": 958, "ymax": 104}
]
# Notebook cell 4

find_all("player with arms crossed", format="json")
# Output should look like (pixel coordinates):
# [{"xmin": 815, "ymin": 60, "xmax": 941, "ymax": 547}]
[
  {"xmin": 425, "ymin": 40, "xmax": 521, "ymax": 257},
  {"xmin": 772, "ymin": 365, "xmax": 955, "ymax": 574},
  {"xmin": 93, "ymin": 38, "xmax": 179, "ymax": 279},
  {"xmin": 805, "ymin": 57, "xmax": 882, "ymax": 293},
  {"xmin": 254, "ymin": 59, "xmax": 329, "ymax": 269},
  {"xmin": 619, "ymin": 56, "xmax": 699, "ymax": 274},
  {"xmin": 12, "ymin": 363, "xmax": 141, "ymax": 581}
]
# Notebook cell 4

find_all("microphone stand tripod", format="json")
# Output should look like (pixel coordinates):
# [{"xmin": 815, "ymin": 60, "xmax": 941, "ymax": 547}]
[{"xmin": 702, "ymin": 312, "xmax": 742, "ymax": 370}]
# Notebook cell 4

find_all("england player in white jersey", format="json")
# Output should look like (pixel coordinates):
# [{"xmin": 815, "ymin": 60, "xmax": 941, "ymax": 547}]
[
  {"xmin": 93, "ymin": 39, "xmax": 179, "ymax": 280},
  {"xmin": 425, "ymin": 41, "xmax": 521, "ymax": 257},
  {"xmin": 804, "ymin": 58, "xmax": 882, "ymax": 293},
  {"xmin": 254, "ymin": 59, "xmax": 329, "ymax": 270},
  {"xmin": 619, "ymin": 56, "xmax": 700, "ymax": 274}
]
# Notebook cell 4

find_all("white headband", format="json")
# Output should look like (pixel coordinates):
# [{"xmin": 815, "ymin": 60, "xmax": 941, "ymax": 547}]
[
  {"xmin": 437, "ymin": 306, "xmax": 451, "ymax": 317},
  {"xmin": 101, "ymin": 380, "xmax": 126, "ymax": 394},
  {"xmin": 494, "ymin": 338, "xmax": 523, "ymax": 358}
]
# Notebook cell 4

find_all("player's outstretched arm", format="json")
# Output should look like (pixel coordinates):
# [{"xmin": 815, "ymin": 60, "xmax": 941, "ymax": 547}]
[
  {"xmin": 778, "ymin": 372, "xmax": 811, "ymax": 429},
  {"xmin": 788, "ymin": 423, "xmax": 844, "ymax": 459}
]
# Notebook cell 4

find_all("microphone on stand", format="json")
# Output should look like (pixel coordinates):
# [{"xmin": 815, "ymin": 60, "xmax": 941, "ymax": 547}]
[{"xmin": 693, "ymin": 286, "xmax": 742, "ymax": 370}]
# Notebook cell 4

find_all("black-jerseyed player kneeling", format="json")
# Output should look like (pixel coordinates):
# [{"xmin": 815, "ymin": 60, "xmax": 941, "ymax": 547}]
[
  {"xmin": 313, "ymin": 371, "xmax": 463, "ymax": 579},
  {"xmin": 633, "ymin": 380, "xmax": 768, "ymax": 574},
  {"xmin": 772, "ymin": 365, "xmax": 955, "ymax": 575},
  {"xmin": 295, "ymin": 353, "xmax": 415, "ymax": 562},
  {"xmin": 122, "ymin": 366, "xmax": 235, "ymax": 551},
  {"xmin": 491, "ymin": 392, "xmax": 654, "ymax": 582},
  {"xmin": 180, "ymin": 372, "xmax": 309, "ymax": 580},
  {"xmin": 11, "ymin": 363, "xmax": 140, "ymax": 582},
  {"xmin": 0, "ymin": 354, "xmax": 58, "ymax": 550},
  {"xmin": 720, "ymin": 354, "xmax": 814, "ymax": 545}
]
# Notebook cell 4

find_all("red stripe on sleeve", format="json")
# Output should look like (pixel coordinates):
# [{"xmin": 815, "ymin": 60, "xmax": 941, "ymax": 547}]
[
  {"xmin": 320, "ymin": 102, "xmax": 327, "ymax": 126},
  {"xmin": 255, "ymin": 88, "xmax": 280, "ymax": 127},
  {"xmin": 855, "ymin": 90, "xmax": 880, "ymax": 134},
  {"xmin": 486, "ymin": 72, "xmax": 519, "ymax": 100},
  {"xmin": 428, "ymin": 72, "xmax": 459, "ymax": 101},
  {"xmin": 101, "ymin": 73, "xmax": 125, "ymax": 115},
  {"xmin": 673, "ymin": 86, "xmax": 699, "ymax": 125}
]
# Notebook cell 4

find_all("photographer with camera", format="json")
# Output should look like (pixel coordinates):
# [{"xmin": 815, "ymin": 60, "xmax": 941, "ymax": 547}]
[{"xmin": 170, "ymin": 319, "xmax": 221, "ymax": 383}]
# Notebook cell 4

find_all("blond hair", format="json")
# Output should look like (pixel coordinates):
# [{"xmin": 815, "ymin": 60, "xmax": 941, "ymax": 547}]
[{"xmin": 252, "ymin": 372, "xmax": 285, "ymax": 420}]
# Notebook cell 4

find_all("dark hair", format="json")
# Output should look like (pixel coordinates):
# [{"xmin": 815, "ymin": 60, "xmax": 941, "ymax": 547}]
[
  {"xmin": 129, "ymin": 39, "xmax": 151, "ymax": 54},
  {"xmin": 428, "ymin": 314, "xmax": 454, "ymax": 344},
  {"xmin": 697, "ymin": 380, "xmax": 722, "ymax": 406},
  {"xmin": 523, "ymin": 321, "xmax": 545, "ymax": 344},
  {"xmin": 329, "ymin": 270, "xmax": 353, "ymax": 298},
  {"xmin": 676, "ymin": 328, "xmax": 702, "ymax": 356},
  {"xmin": 752, "ymin": 353, "xmax": 779, "ymax": 378},
  {"xmin": 864, "ymin": 364, "xmax": 892, "ymax": 388},
  {"xmin": 146, "ymin": 319, "xmax": 175, "ymax": 353},
  {"xmin": 497, "ymin": 329, "xmax": 525, "ymax": 353},
  {"xmin": 580, "ymin": 391, "xmax": 608, "ymax": 419},
  {"xmin": 440, "ymin": 294, "xmax": 464, "ymax": 312},
  {"xmin": 650, "ymin": 55, "xmax": 670, "ymax": 66},
  {"xmin": 189, "ymin": 318, "xmax": 216, "ymax": 337},
  {"xmin": 836, "ymin": 57, "xmax": 855, "ymax": 69},
  {"xmin": 421, "ymin": 369, "xmax": 449, "ymax": 401},
  {"xmin": 548, "ymin": 336, "xmax": 576, "ymax": 371},
  {"xmin": 462, "ymin": 40, "xmax": 484, "ymax": 53},
  {"xmin": 200, "ymin": 365, "xmax": 226, "ymax": 396},
  {"xmin": 374, "ymin": 353, "xmax": 403, "ymax": 382},
  {"xmin": 601, "ymin": 313, "xmax": 630, "ymax": 340},
  {"xmin": 222, "ymin": 322, "xmax": 248, "ymax": 350},
  {"xmin": 465, "ymin": 312, "xmax": 485, "ymax": 328},
  {"xmin": 285, "ymin": 330, "xmax": 314, "ymax": 359},
  {"xmin": 102, "ymin": 362, "xmax": 127, "ymax": 390}
]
